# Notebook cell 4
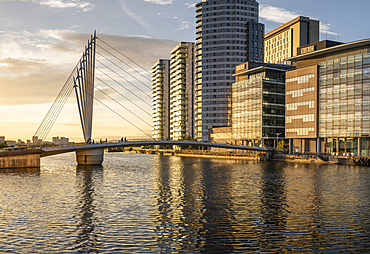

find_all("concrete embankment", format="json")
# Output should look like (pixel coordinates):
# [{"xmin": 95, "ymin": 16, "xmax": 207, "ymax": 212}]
[
  {"xmin": 0, "ymin": 150, "xmax": 43, "ymax": 168},
  {"xmin": 118, "ymin": 148, "xmax": 359, "ymax": 165}
]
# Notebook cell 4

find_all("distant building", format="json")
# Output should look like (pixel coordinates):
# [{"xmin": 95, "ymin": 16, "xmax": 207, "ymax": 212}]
[
  {"xmin": 286, "ymin": 38, "xmax": 370, "ymax": 156},
  {"xmin": 32, "ymin": 136, "xmax": 42, "ymax": 145},
  {"xmin": 6, "ymin": 140, "xmax": 16, "ymax": 147},
  {"xmin": 170, "ymin": 42, "xmax": 195, "ymax": 140},
  {"xmin": 152, "ymin": 59, "xmax": 170, "ymax": 140},
  {"xmin": 52, "ymin": 136, "xmax": 69, "ymax": 145},
  {"xmin": 232, "ymin": 62, "xmax": 295, "ymax": 148},
  {"xmin": 0, "ymin": 136, "xmax": 4, "ymax": 142},
  {"xmin": 265, "ymin": 16, "xmax": 319, "ymax": 64}
]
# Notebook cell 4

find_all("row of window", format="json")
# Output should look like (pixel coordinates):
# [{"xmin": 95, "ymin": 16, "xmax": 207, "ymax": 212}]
[
  {"xmin": 204, "ymin": 46, "xmax": 247, "ymax": 51},
  {"xmin": 203, "ymin": 22, "xmax": 257, "ymax": 29},
  {"xmin": 202, "ymin": 28, "xmax": 254, "ymax": 34},
  {"xmin": 204, "ymin": 107, "xmax": 230, "ymax": 111},
  {"xmin": 205, "ymin": 34, "xmax": 249, "ymax": 39},
  {"xmin": 204, "ymin": 94, "xmax": 229, "ymax": 98},
  {"xmin": 204, "ymin": 10, "xmax": 257, "ymax": 16},
  {"xmin": 286, "ymin": 100, "xmax": 315, "ymax": 111},
  {"xmin": 286, "ymin": 128, "xmax": 315, "ymax": 136},
  {"xmin": 286, "ymin": 87, "xmax": 315, "ymax": 98},
  {"xmin": 287, "ymin": 74, "xmax": 315, "ymax": 84},
  {"xmin": 286, "ymin": 114, "xmax": 315, "ymax": 124},
  {"xmin": 202, "ymin": 1, "xmax": 257, "ymax": 7},
  {"xmin": 204, "ymin": 40, "xmax": 248, "ymax": 45},
  {"xmin": 203, "ymin": 14, "xmax": 257, "ymax": 22}
]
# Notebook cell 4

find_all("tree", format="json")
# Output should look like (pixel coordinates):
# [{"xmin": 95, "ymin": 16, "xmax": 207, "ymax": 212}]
[
  {"xmin": 0, "ymin": 142, "xmax": 9, "ymax": 148},
  {"xmin": 277, "ymin": 140, "xmax": 288, "ymax": 152}
]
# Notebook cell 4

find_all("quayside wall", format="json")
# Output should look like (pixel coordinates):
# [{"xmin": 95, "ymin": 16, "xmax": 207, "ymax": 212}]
[{"xmin": 0, "ymin": 150, "xmax": 43, "ymax": 168}]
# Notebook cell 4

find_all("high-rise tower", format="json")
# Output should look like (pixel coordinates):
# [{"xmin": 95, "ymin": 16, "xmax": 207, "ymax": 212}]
[
  {"xmin": 195, "ymin": 0, "xmax": 264, "ymax": 141},
  {"xmin": 170, "ymin": 42, "xmax": 195, "ymax": 140},
  {"xmin": 152, "ymin": 59, "xmax": 170, "ymax": 140}
]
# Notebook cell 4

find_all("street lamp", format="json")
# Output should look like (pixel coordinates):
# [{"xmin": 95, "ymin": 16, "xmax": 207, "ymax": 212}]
[{"xmin": 275, "ymin": 133, "xmax": 281, "ymax": 150}]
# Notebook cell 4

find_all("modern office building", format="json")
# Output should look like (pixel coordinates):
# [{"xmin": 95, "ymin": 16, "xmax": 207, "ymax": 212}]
[
  {"xmin": 232, "ymin": 62, "xmax": 295, "ymax": 148},
  {"xmin": 265, "ymin": 16, "xmax": 319, "ymax": 64},
  {"xmin": 195, "ymin": 0, "xmax": 265, "ymax": 141},
  {"xmin": 170, "ymin": 42, "xmax": 195, "ymax": 140},
  {"xmin": 286, "ymin": 38, "xmax": 370, "ymax": 156},
  {"xmin": 152, "ymin": 59, "xmax": 170, "ymax": 140}
]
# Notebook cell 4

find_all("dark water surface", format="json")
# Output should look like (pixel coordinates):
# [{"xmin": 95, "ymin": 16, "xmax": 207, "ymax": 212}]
[{"xmin": 1, "ymin": 153, "xmax": 370, "ymax": 253}]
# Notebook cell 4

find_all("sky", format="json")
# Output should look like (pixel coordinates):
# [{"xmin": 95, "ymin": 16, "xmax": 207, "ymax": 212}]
[{"xmin": 1, "ymin": 0, "xmax": 370, "ymax": 142}]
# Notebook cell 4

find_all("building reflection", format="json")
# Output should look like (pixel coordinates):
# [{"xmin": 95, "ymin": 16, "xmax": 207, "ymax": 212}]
[
  {"xmin": 73, "ymin": 165, "xmax": 103, "ymax": 252},
  {"xmin": 258, "ymin": 162, "xmax": 288, "ymax": 251},
  {"xmin": 151, "ymin": 155, "xmax": 206, "ymax": 253}
]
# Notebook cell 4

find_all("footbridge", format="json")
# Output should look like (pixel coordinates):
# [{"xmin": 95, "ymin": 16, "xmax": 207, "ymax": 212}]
[{"xmin": 0, "ymin": 32, "xmax": 274, "ymax": 169}]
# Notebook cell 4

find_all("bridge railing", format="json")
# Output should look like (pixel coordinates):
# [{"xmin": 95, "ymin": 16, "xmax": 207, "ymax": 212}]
[{"xmin": 0, "ymin": 139, "xmax": 267, "ymax": 152}]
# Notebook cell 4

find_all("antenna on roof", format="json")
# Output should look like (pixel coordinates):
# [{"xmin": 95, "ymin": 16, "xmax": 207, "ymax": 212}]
[
  {"xmin": 338, "ymin": 33, "xmax": 340, "ymax": 42},
  {"xmin": 326, "ymin": 31, "xmax": 327, "ymax": 40}
]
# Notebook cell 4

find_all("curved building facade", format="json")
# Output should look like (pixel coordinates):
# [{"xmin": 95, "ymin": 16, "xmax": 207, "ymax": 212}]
[{"xmin": 195, "ymin": 0, "xmax": 264, "ymax": 141}]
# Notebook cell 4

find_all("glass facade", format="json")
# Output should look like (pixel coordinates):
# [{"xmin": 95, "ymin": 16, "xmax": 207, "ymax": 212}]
[
  {"xmin": 319, "ymin": 53, "xmax": 370, "ymax": 138},
  {"xmin": 232, "ymin": 75, "xmax": 285, "ymax": 145}
]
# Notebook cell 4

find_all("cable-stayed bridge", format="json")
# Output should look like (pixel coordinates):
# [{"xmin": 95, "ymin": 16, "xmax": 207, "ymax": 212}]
[{"xmin": 0, "ymin": 32, "xmax": 271, "ymax": 168}]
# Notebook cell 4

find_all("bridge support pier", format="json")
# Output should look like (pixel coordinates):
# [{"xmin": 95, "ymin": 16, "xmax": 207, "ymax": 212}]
[{"xmin": 76, "ymin": 149, "xmax": 104, "ymax": 166}]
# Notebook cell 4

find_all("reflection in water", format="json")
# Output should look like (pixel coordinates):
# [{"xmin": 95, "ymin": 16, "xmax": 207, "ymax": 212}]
[
  {"xmin": 73, "ymin": 165, "xmax": 103, "ymax": 252},
  {"xmin": 151, "ymin": 156, "xmax": 206, "ymax": 252},
  {"xmin": 258, "ymin": 162, "xmax": 288, "ymax": 251},
  {"xmin": 0, "ymin": 167, "xmax": 40, "ymax": 175},
  {"xmin": 1, "ymin": 153, "xmax": 370, "ymax": 253}
]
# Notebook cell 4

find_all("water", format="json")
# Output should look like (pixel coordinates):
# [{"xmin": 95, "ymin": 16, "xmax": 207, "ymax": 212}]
[{"xmin": 1, "ymin": 153, "xmax": 370, "ymax": 253}]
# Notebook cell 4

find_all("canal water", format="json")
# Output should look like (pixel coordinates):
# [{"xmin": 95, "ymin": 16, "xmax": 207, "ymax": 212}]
[{"xmin": 1, "ymin": 153, "xmax": 370, "ymax": 253}]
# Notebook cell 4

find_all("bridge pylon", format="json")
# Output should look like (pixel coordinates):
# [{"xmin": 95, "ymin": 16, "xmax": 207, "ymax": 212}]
[{"xmin": 73, "ymin": 31, "xmax": 104, "ymax": 165}]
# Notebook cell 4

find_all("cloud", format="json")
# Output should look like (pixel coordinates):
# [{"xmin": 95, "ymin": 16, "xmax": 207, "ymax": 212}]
[
  {"xmin": 1, "ymin": 0, "xmax": 95, "ymax": 11},
  {"xmin": 0, "ymin": 30, "xmax": 178, "ymax": 107},
  {"xmin": 260, "ymin": 4, "xmax": 298, "ymax": 24},
  {"xmin": 120, "ymin": 0, "xmax": 151, "ymax": 32},
  {"xmin": 174, "ymin": 21, "xmax": 193, "ymax": 32},
  {"xmin": 36, "ymin": 0, "xmax": 95, "ymax": 12},
  {"xmin": 184, "ymin": 2, "xmax": 196, "ymax": 9},
  {"xmin": 260, "ymin": 4, "xmax": 338, "ymax": 36},
  {"xmin": 143, "ymin": 0, "xmax": 173, "ymax": 5},
  {"xmin": 321, "ymin": 22, "xmax": 338, "ymax": 36}
]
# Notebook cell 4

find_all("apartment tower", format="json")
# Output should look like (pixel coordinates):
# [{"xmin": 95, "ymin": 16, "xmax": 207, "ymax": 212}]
[
  {"xmin": 170, "ymin": 42, "xmax": 195, "ymax": 140},
  {"xmin": 152, "ymin": 59, "xmax": 170, "ymax": 140},
  {"xmin": 195, "ymin": 0, "xmax": 264, "ymax": 141}
]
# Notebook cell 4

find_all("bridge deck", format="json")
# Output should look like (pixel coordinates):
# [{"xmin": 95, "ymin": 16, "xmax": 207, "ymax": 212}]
[{"xmin": 40, "ymin": 141, "xmax": 271, "ymax": 157}]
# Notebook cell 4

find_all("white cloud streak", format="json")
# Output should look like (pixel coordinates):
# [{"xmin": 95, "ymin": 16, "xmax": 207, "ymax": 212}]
[
  {"xmin": 36, "ymin": 0, "xmax": 95, "ymax": 11},
  {"xmin": 143, "ymin": 0, "xmax": 173, "ymax": 5},
  {"xmin": 174, "ymin": 21, "xmax": 193, "ymax": 32},
  {"xmin": 1, "ymin": 0, "xmax": 95, "ymax": 11},
  {"xmin": 260, "ymin": 4, "xmax": 298, "ymax": 24},
  {"xmin": 184, "ymin": 2, "xmax": 196, "ymax": 9},
  {"xmin": 260, "ymin": 4, "xmax": 338, "ymax": 36},
  {"xmin": 120, "ymin": 0, "xmax": 151, "ymax": 32}
]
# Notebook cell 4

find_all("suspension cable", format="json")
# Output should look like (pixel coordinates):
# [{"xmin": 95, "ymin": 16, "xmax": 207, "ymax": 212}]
[
  {"xmin": 96, "ymin": 50, "xmax": 151, "ymax": 90},
  {"xmin": 97, "ymin": 38, "xmax": 152, "ymax": 79},
  {"xmin": 95, "ymin": 66, "xmax": 151, "ymax": 107},
  {"xmin": 83, "ymin": 86, "xmax": 154, "ymax": 140},
  {"xmin": 96, "ymin": 58, "xmax": 151, "ymax": 99}
]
